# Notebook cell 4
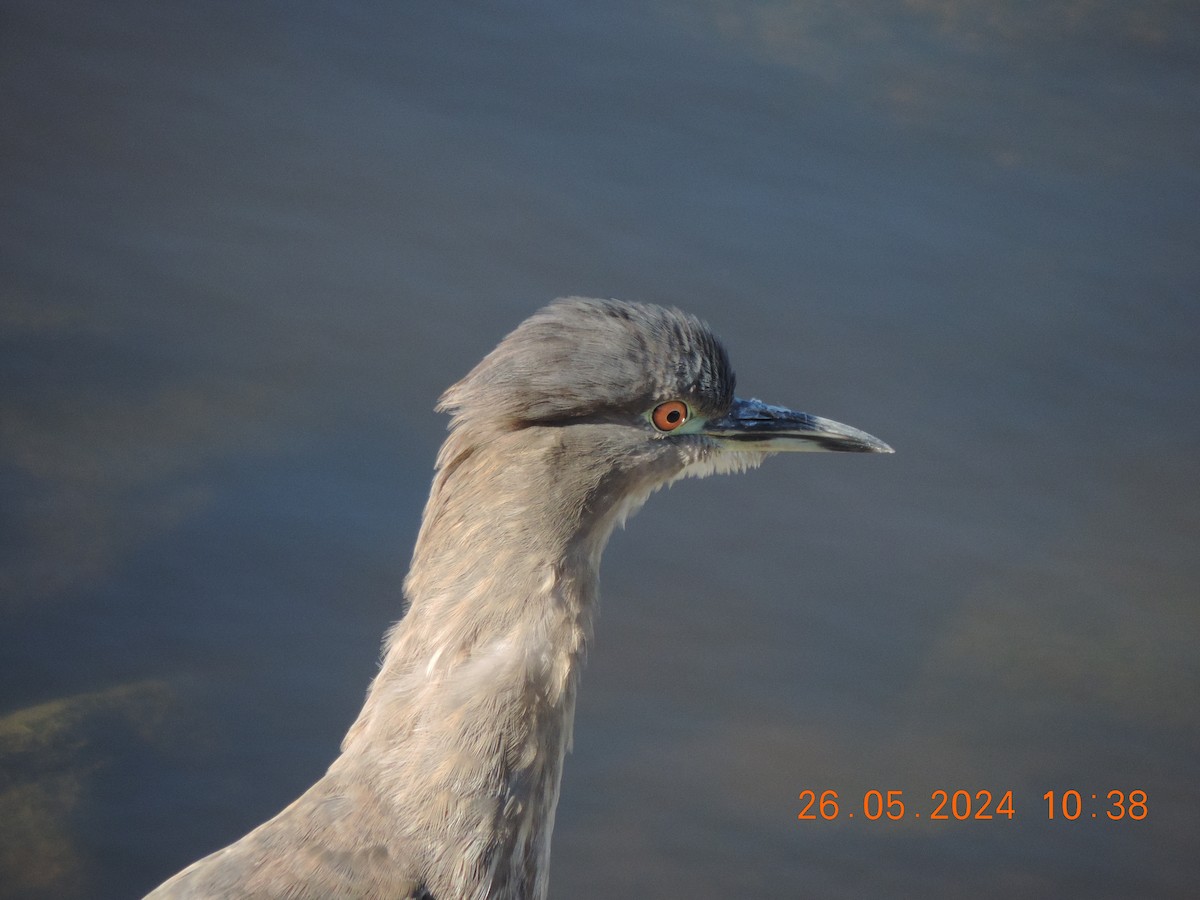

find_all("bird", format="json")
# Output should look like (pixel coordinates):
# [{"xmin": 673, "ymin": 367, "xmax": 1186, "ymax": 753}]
[{"xmin": 145, "ymin": 297, "xmax": 892, "ymax": 899}]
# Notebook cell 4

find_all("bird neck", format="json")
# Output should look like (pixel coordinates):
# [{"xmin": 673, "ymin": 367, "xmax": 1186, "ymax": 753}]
[
  {"xmin": 325, "ymin": 420, "xmax": 687, "ymax": 898},
  {"xmin": 332, "ymin": 427, "xmax": 648, "ymax": 897}
]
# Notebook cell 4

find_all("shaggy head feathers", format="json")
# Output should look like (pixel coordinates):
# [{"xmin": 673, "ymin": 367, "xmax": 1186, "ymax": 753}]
[{"xmin": 438, "ymin": 297, "xmax": 736, "ymax": 434}]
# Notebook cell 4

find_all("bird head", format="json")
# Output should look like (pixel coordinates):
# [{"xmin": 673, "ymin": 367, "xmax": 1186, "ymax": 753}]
[{"xmin": 438, "ymin": 297, "xmax": 891, "ymax": 482}]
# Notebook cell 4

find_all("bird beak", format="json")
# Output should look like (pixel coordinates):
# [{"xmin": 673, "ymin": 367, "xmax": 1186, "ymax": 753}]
[{"xmin": 703, "ymin": 397, "xmax": 894, "ymax": 453}]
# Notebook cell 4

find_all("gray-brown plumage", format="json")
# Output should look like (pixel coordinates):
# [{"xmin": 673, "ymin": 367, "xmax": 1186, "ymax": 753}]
[{"xmin": 145, "ymin": 297, "xmax": 891, "ymax": 899}]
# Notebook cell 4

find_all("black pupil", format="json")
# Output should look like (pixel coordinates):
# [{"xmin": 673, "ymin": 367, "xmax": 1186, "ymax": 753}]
[{"xmin": 666, "ymin": 409, "xmax": 681, "ymax": 423}]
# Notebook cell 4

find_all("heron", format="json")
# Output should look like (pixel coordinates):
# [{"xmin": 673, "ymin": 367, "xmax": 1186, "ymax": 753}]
[{"xmin": 145, "ymin": 297, "xmax": 892, "ymax": 899}]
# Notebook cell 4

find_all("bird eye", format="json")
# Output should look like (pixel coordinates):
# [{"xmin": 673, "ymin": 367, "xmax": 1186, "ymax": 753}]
[{"xmin": 651, "ymin": 400, "xmax": 689, "ymax": 432}]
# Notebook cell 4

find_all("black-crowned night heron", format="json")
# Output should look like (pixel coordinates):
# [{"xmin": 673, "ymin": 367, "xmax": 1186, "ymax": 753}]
[{"xmin": 146, "ymin": 297, "xmax": 891, "ymax": 899}]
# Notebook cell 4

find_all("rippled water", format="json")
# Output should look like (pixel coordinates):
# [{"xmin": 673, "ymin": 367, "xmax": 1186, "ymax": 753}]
[{"xmin": 3, "ymin": 1, "xmax": 1198, "ymax": 897}]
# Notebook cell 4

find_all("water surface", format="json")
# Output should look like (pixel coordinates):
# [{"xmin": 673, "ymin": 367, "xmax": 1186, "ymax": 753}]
[{"xmin": 2, "ymin": 1, "xmax": 1197, "ymax": 897}]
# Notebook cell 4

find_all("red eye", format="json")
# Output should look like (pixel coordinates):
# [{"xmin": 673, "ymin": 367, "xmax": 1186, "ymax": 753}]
[{"xmin": 651, "ymin": 400, "xmax": 689, "ymax": 432}]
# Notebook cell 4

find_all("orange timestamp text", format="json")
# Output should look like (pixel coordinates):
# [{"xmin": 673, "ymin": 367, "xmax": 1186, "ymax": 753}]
[{"xmin": 797, "ymin": 789, "xmax": 1148, "ymax": 822}]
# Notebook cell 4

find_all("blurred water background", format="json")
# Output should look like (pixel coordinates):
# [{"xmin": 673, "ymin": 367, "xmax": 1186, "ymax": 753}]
[{"xmin": 2, "ymin": 1, "xmax": 1198, "ymax": 897}]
